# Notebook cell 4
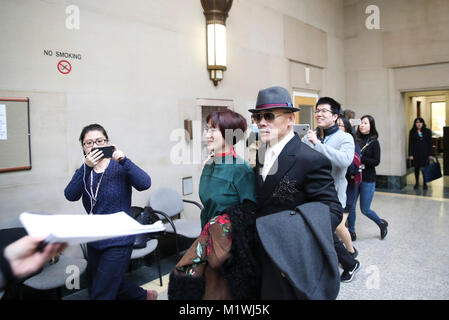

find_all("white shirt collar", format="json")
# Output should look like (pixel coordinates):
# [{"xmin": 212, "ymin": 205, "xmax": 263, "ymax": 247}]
[
  {"xmin": 261, "ymin": 129, "xmax": 295, "ymax": 180},
  {"xmin": 267, "ymin": 129, "xmax": 295, "ymax": 159}
]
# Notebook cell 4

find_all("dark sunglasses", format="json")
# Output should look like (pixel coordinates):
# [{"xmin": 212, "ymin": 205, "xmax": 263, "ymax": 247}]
[{"xmin": 254, "ymin": 111, "xmax": 292, "ymax": 122}]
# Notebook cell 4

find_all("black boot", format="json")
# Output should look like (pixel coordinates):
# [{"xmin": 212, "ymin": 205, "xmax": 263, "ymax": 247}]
[{"xmin": 379, "ymin": 219, "xmax": 388, "ymax": 240}]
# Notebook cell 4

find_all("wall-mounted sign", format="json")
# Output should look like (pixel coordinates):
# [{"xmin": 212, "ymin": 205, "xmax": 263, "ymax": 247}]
[
  {"xmin": 43, "ymin": 49, "xmax": 82, "ymax": 75},
  {"xmin": 57, "ymin": 60, "xmax": 72, "ymax": 74}
]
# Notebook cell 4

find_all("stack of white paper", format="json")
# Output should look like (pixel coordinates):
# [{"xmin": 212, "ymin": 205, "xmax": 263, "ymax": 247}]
[{"xmin": 20, "ymin": 211, "xmax": 166, "ymax": 245}]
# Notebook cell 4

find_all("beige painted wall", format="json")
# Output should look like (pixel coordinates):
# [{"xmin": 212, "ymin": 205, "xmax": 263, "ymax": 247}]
[
  {"xmin": 344, "ymin": 0, "xmax": 449, "ymax": 177},
  {"xmin": 0, "ymin": 0, "xmax": 346, "ymax": 226}
]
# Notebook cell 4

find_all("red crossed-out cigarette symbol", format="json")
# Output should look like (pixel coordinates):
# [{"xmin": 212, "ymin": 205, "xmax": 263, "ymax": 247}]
[{"xmin": 57, "ymin": 60, "xmax": 72, "ymax": 74}]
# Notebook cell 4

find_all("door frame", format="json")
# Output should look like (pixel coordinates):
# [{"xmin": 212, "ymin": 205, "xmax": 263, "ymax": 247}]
[{"xmin": 293, "ymin": 90, "xmax": 319, "ymax": 128}]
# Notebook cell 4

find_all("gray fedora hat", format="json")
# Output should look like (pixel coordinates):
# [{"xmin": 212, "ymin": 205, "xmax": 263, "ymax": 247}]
[{"xmin": 249, "ymin": 86, "xmax": 300, "ymax": 113}]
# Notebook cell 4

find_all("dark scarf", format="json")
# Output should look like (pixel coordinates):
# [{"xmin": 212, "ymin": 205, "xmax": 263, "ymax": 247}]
[{"xmin": 316, "ymin": 123, "xmax": 339, "ymax": 143}]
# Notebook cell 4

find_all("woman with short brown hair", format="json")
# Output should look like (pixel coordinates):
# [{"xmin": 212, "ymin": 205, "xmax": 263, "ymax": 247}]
[{"xmin": 169, "ymin": 109, "xmax": 259, "ymax": 300}]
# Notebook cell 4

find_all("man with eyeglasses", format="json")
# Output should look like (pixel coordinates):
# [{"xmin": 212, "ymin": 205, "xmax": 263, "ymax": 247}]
[
  {"xmin": 248, "ymin": 86, "xmax": 343, "ymax": 299},
  {"xmin": 303, "ymin": 97, "xmax": 354, "ymax": 214},
  {"xmin": 302, "ymin": 97, "xmax": 360, "ymax": 283}
]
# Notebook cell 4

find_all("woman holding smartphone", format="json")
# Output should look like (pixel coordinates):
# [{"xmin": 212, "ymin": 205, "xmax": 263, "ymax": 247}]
[{"xmin": 64, "ymin": 123, "xmax": 156, "ymax": 300}]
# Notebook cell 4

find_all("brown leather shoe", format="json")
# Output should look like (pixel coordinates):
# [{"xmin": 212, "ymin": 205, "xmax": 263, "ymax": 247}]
[{"xmin": 146, "ymin": 290, "xmax": 158, "ymax": 300}]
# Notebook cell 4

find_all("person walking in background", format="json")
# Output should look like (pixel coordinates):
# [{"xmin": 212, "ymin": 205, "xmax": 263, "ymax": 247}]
[
  {"xmin": 64, "ymin": 124, "xmax": 155, "ymax": 300},
  {"xmin": 343, "ymin": 109, "xmax": 358, "ymax": 135},
  {"xmin": 348, "ymin": 115, "xmax": 389, "ymax": 240},
  {"xmin": 408, "ymin": 117, "xmax": 433, "ymax": 190},
  {"xmin": 246, "ymin": 114, "xmax": 260, "ymax": 168},
  {"xmin": 343, "ymin": 109, "xmax": 355, "ymax": 120},
  {"xmin": 336, "ymin": 116, "xmax": 360, "ymax": 252}
]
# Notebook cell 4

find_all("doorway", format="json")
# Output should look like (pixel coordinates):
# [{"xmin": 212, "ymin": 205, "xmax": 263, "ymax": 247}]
[
  {"xmin": 196, "ymin": 98, "xmax": 233, "ymax": 165},
  {"xmin": 404, "ymin": 90, "xmax": 449, "ymax": 190},
  {"xmin": 293, "ymin": 91, "xmax": 319, "ymax": 128}
]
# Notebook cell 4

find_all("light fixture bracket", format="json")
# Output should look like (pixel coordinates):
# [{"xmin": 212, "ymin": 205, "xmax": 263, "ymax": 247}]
[{"xmin": 200, "ymin": 0, "xmax": 233, "ymax": 25}]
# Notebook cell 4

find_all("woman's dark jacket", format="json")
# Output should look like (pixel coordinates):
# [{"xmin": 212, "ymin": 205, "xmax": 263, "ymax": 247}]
[
  {"xmin": 408, "ymin": 128, "xmax": 433, "ymax": 167},
  {"xmin": 358, "ymin": 134, "xmax": 380, "ymax": 183}
]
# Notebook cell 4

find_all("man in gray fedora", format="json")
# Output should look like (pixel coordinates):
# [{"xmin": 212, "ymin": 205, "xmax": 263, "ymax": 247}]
[{"xmin": 249, "ymin": 86, "xmax": 343, "ymax": 299}]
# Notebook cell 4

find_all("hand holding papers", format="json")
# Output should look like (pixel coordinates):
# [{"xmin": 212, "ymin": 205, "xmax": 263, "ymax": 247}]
[{"xmin": 20, "ymin": 211, "xmax": 166, "ymax": 246}]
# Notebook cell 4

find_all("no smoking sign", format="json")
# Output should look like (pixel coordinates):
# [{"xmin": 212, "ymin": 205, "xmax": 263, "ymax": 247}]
[
  {"xmin": 57, "ymin": 60, "xmax": 72, "ymax": 74},
  {"xmin": 43, "ymin": 49, "xmax": 81, "ymax": 75}
]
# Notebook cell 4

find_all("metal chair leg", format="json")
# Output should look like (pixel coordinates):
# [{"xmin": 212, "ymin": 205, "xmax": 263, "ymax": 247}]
[
  {"xmin": 155, "ymin": 247, "xmax": 163, "ymax": 287},
  {"xmin": 175, "ymin": 234, "xmax": 180, "ymax": 258}
]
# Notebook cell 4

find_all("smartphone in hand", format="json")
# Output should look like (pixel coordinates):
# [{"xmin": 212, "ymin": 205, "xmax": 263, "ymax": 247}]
[
  {"xmin": 91, "ymin": 146, "xmax": 115, "ymax": 159},
  {"xmin": 293, "ymin": 124, "xmax": 311, "ymax": 137}
]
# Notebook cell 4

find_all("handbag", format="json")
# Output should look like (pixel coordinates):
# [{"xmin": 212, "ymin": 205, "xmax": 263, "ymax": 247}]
[
  {"xmin": 346, "ymin": 150, "xmax": 362, "ymax": 185},
  {"xmin": 130, "ymin": 206, "xmax": 162, "ymax": 249},
  {"xmin": 421, "ymin": 157, "xmax": 442, "ymax": 183}
]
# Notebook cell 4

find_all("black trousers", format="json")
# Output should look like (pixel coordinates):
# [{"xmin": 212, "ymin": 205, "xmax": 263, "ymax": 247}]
[
  {"xmin": 414, "ymin": 166, "xmax": 427, "ymax": 185},
  {"xmin": 87, "ymin": 245, "xmax": 147, "ymax": 300},
  {"xmin": 330, "ymin": 211, "xmax": 356, "ymax": 271},
  {"xmin": 333, "ymin": 234, "xmax": 356, "ymax": 271}
]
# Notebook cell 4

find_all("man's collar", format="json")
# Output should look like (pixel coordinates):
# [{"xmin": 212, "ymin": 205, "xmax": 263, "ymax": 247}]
[
  {"xmin": 267, "ymin": 129, "xmax": 295, "ymax": 157},
  {"xmin": 317, "ymin": 123, "xmax": 339, "ymax": 141}
]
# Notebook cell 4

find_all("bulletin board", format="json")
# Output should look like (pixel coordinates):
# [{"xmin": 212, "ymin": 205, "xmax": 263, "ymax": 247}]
[{"xmin": 0, "ymin": 97, "xmax": 31, "ymax": 173}]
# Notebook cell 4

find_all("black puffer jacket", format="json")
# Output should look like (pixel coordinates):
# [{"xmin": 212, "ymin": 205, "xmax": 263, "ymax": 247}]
[{"xmin": 221, "ymin": 201, "xmax": 260, "ymax": 300}]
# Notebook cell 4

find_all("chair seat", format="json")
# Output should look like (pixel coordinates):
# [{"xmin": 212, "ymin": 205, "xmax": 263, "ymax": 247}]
[
  {"xmin": 131, "ymin": 239, "xmax": 158, "ymax": 259},
  {"xmin": 23, "ymin": 255, "xmax": 87, "ymax": 290},
  {"xmin": 164, "ymin": 219, "xmax": 201, "ymax": 239}
]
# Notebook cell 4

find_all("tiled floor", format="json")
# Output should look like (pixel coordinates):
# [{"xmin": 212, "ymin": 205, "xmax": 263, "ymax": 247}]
[
  {"xmin": 337, "ymin": 159, "xmax": 449, "ymax": 299},
  {"xmin": 378, "ymin": 167, "xmax": 449, "ymax": 199},
  {"xmin": 337, "ymin": 191, "xmax": 449, "ymax": 299},
  {"xmin": 141, "ymin": 274, "xmax": 169, "ymax": 300}
]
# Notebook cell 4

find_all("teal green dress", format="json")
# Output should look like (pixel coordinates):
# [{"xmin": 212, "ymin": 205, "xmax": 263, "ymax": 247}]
[{"xmin": 199, "ymin": 154, "xmax": 257, "ymax": 229}]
